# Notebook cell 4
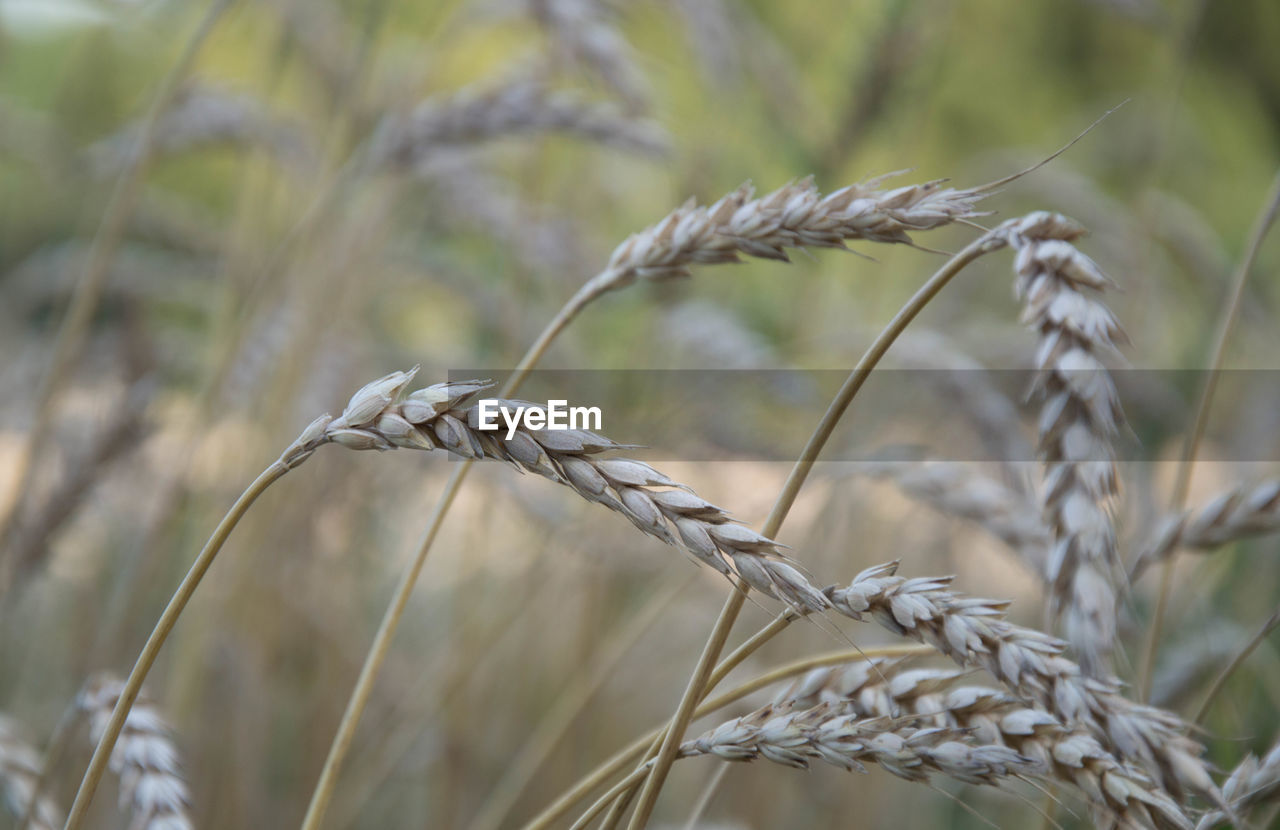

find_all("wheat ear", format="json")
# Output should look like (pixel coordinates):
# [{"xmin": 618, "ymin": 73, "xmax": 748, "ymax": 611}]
[
  {"xmin": 0, "ymin": 716, "xmax": 62, "ymax": 830},
  {"xmin": 369, "ymin": 76, "xmax": 669, "ymax": 166},
  {"xmin": 1132, "ymin": 479, "xmax": 1280, "ymax": 578},
  {"xmin": 80, "ymin": 675, "xmax": 192, "ymax": 830},
  {"xmin": 823, "ymin": 560, "xmax": 1219, "ymax": 808},
  {"xmin": 1196, "ymin": 739, "xmax": 1280, "ymax": 829},
  {"xmin": 1007, "ymin": 210, "xmax": 1127, "ymax": 677},
  {"xmin": 779, "ymin": 659, "xmax": 1190, "ymax": 829}
]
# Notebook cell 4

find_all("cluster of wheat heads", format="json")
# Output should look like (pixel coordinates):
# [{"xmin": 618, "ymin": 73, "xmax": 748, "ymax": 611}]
[{"xmin": 45, "ymin": 181, "xmax": 1280, "ymax": 830}]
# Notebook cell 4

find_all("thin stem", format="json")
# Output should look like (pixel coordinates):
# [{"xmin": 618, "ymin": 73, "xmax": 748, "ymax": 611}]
[
  {"xmin": 623, "ymin": 231, "xmax": 1007, "ymax": 829},
  {"xmin": 1139, "ymin": 169, "xmax": 1280, "ymax": 701},
  {"xmin": 0, "ymin": 0, "xmax": 234, "ymax": 582},
  {"xmin": 520, "ymin": 644, "xmax": 933, "ymax": 830},
  {"xmin": 466, "ymin": 575, "xmax": 693, "ymax": 830},
  {"xmin": 1193, "ymin": 605, "xmax": 1280, "ymax": 725},
  {"xmin": 63, "ymin": 458, "xmax": 291, "ymax": 830},
  {"xmin": 297, "ymin": 279, "xmax": 605, "ymax": 830}
]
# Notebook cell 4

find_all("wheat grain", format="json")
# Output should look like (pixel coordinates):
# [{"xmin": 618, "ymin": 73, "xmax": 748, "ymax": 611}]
[
  {"xmin": 80, "ymin": 675, "xmax": 193, "ymax": 830},
  {"xmin": 0, "ymin": 715, "xmax": 62, "ymax": 830},
  {"xmin": 1007, "ymin": 210, "xmax": 1127, "ymax": 677},
  {"xmin": 823, "ymin": 561, "xmax": 1218, "ymax": 808},
  {"xmin": 777, "ymin": 659, "xmax": 1190, "ymax": 829},
  {"xmin": 1132, "ymin": 479, "xmax": 1280, "ymax": 578}
]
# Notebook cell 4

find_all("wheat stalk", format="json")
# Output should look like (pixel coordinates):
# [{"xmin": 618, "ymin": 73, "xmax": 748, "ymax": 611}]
[
  {"xmin": 777, "ymin": 659, "xmax": 1190, "ymax": 829},
  {"xmin": 0, "ymin": 715, "xmax": 61, "ymax": 830},
  {"xmin": 822, "ymin": 560, "xmax": 1219, "ymax": 808},
  {"xmin": 1007, "ymin": 210, "xmax": 1127, "ymax": 677},
  {"xmin": 80, "ymin": 675, "xmax": 193, "ymax": 830},
  {"xmin": 1132, "ymin": 479, "xmax": 1280, "ymax": 578}
]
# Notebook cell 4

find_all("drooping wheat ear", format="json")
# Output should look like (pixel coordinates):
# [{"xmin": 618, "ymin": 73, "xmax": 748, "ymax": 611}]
[
  {"xmin": 1132, "ymin": 479, "xmax": 1280, "ymax": 578},
  {"xmin": 1196, "ymin": 740, "xmax": 1280, "ymax": 829},
  {"xmin": 88, "ymin": 85, "xmax": 311, "ymax": 178},
  {"xmin": 291, "ymin": 368, "xmax": 831, "ymax": 612},
  {"xmin": 585, "ymin": 174, "xmax": 988, "ymax": 297},
  {"xmin": 682, "ymin": 704, "xmax": 1036, "ymax": 788},
  {"xmin": 368, "ymin": 76, "xmax": 669, "ymax": 167},
  {"xmin": 1007, "ymin": 210, "xmax": 1127, "ymax": 677},
  {"xmin": 857, "ymin": 461, "xmax": 1050, "ymax": 575},
  {"xmin": 778, "ymin": 660, "xmax": 1191, "ymax": 829},
  {"xmin": 0, "ymin": 715, "xmax": 62, "ymax": 830},
  {"xmin": 79, "ymin": 675, "xmax": 193, "ymax": 830},
  {"xmin": 822, "ymin": 561, "xmax": 1219, "ymax": 807}
]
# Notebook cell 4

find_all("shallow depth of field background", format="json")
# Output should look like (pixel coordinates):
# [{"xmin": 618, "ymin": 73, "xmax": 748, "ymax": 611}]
[{"xmin": 1, "ymin": 0, "xmax": 1278, "ymax": 827}]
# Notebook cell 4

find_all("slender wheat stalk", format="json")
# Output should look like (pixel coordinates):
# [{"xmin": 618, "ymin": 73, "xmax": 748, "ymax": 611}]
[{"xmin": 0, "ymin": 716, "xmax": 61, "ymax": 830}]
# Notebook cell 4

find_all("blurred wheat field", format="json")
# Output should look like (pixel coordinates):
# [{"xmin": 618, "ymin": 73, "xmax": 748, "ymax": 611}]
[{"xmin": 1, "ymin": 0, "xmax": 1279, "ymax": 828}]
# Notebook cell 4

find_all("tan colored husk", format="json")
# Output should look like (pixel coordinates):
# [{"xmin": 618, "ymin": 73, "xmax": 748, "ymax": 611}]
[
  {"xmin": 777, "ymin": 659, "xmax": 1190, "ymax": 829},
  {"xmin": 80, "ymin": 675, "xmax": 193, "ymax": 830},
  {"xmin": 1132, "ymin": 479, "xmax": 1280, "ymax": 578},
  {"xmin": 286, "ymin": 368, "xmax": 832, "ymax": 612},
  {"xmin": 822, "ymin": 560, "xmax": 1219, "ymax": 808},
  {"xmin": 0, "ymin": 715, "xmax": 62, "ymax": 830},
  {"xmin": 1007, "ymin": 210, "xmax": 1127, "ymax": 677}
]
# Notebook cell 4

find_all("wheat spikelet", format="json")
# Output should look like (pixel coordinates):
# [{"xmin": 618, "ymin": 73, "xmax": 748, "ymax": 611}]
[
  {"xmin": 0, "ymin": 715, "xmax": 62, "ymax": 830},
  {"xmin": 369, "ymin": 76, "xmax": 669, "ymax": 167},
  {"xmin": 681, "ymin": 705, "xmax": 1035, "ymax": 788},
  {"xmin": 80, "ymin": 675, "xmax": 193, "ymax": 830},
  {"xmin": 1007, "ymin": 210, "xmax": 1127, "ymax": 676},
  {"xmin": 1196, "ymin": 739, "xmax": 1280, "ymax": 829},
  {"xmin": 282, "ymin": 368, "xmax": 831, "ymax": 612},
  {"xmin": 1132, "ymin": 479, "xmax": 1280, "ymax": 577},
  {"xmin": 823, "ymin": 561, "xmax": 1218, "ymax": 808},
  {"xmin": 777, "ymin": 659, "xmax": 1190, "ymax": 829}
]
